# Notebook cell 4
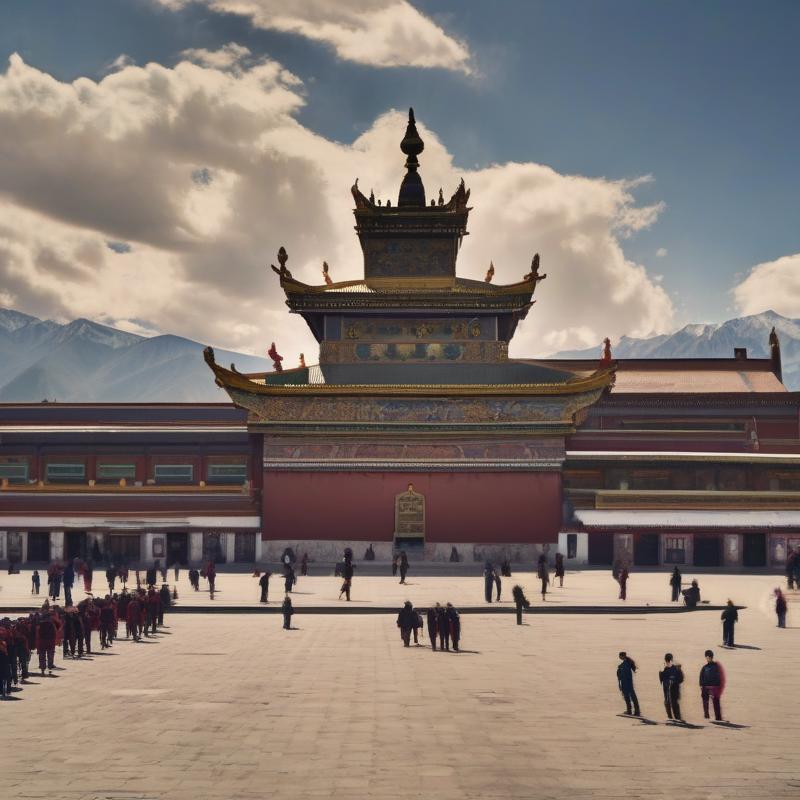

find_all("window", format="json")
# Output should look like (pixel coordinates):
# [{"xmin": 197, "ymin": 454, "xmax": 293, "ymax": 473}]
[
  {"xmin": 664, "ymin": 537, "xmax": 686, "ymax": 565},
  {"xmin": 207, "ymin": 462, "xmax": 247, "ymax": 484},
  {"xmin": 45, "ymin": 462, "xmax": 86, "ymax": 483},
  {"xmin": 0, "ymin": 460, "xmax": 29, "ymax": 484},
  {"xmin": 154, "ymin": 464, "xmax": 193, "ymax": 485},
  {"xmin": 97, "ymin": 463, "xmax": 136, "ymax": 483}
]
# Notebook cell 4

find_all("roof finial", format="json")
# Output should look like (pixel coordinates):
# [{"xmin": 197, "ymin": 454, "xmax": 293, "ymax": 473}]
[
  {"xmin": 769, "ymin": 326, "xmax": 783, "ymax": 382},
  {"xmin": 322, "ymin": 261, "xmax": 333, "ymax": 286},
  {"xmin": 600, "ymin": 337, "xmax": 612, "ymax": 366},
  {"xmin": 398, "ymin": 107, "xmax": 426, "ymax": 207},
  {"xmin": 485, "ymin": 261, "xmax": 495, "ymax": 283}
]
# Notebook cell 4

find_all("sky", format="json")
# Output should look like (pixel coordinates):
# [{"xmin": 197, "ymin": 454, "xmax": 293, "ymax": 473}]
[{"xmin": 0, "ymin": 0, "xmax": 798, "ymax": 360}]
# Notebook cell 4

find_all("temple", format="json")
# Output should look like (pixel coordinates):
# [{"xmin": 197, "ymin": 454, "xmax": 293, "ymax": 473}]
[{"xmin": 1, "ymin": 110, "xmax": 799, "ymax": 570}]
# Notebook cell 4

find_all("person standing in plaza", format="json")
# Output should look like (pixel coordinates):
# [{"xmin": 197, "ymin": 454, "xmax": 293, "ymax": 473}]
[
  {"xmin": 391, "ymin": 553, "xmax": 398, "ymax": 577},
  {"xmin": 426, "ymin": 604, "xmax": 438, "ymax": 650},
  {"xmin": 699, "ymin": 649, "xmax": 725, "ymax": 721},
  {"xmin": 60, "ymin": 562, "xmax": 71, "ymax": 605},
  {"xmin": 339, "ymin": 559, "xmax": 353, "ymax": 601},
  {"xmin": 258, "ymin": 570, "xmax": 271, "ymax": 604},
  {"xmin": 396, "ymin": 601, "xmax": 418, "ymax": 646},
  {"xmin": 721, "ymin": 600, "xmax": 738, "ymax": 647},
  {"xmin": 436, "ymin": 602, "xmax": 449, "ymax": 651},
  {"xmin": 31, "ymin": 570, "xmax": 40, "ymax": 595},
  {"xmin": 300, "ymin": 552, "xmax": 308, "ymax": 576},
  {"xmin": 83, "ymin": 560, "xmax": 93, "ymax": 593},
  {"xmin": 554, "ymin": 552, "xmax": 565, "ymax": 587},
  {"xmin": 537, "ymin": 554, "xmax": 549, "ymax": 600},
  {"xmin": 512, "ymin": 584, "xmax": 530, "ymax": 625},
  {"xmin": 616, "ymin": 652, "xmax": 640, "ymax": 716},
  {"xmin": 494, "ymin": 568, "xmax": 502, "ymax": 601},
  {"xmin": 189, "ymin": 567, "xmax": 199, "ymax": 591},
  {"xmin": 446, "ymin": 603, "xmax": 461, "ymax": 652},
  {"xmin": 669, "ymin": 566, "xmax": 682, "ymax": 602},
  {"xmin": 618, "ymin": 563, "xmax": 629, "ymax": 601},
  {"xmin": 483, "ymin": 562, "xmax": 494, "ymax": 603},
  {"xmin": 281, "ymin": 595, "xmax": 294, "ymax": 630},
  {"xmin": 659, "ymin": 653, "xmax": 683, "ymax": 721},
  {"xmin": 35, "ymin": 612, "xmax": 57, "ymax": 675},
  {"xmin": 784, "ymin": 549, "xmax": 795, "ymax": 590},
  {"xmin": 774, "ymin": 588, "xmax": 787, "ymax": 628},
  {"xmin": 207, "ymin": 562, "xmax": 217, "ymax": 599},
  {"xmin": 106, "ymin": 565, "xmax": 116, "ymax": 594},
  {"xmin": 399, "ymin": 551, "xmax": 409, "ymax": 584},
  {"xmin": 283, "ymin": 563, "xmax": 294, "ymax": 595}
]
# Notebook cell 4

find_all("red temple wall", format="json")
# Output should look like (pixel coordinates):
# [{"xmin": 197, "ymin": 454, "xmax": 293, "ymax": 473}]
[{"xmin": 262, "ymin": 471, "xmax": 562, "ymax": 543}]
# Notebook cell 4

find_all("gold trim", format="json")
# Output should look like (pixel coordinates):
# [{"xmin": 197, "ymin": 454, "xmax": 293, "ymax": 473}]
[{"xmin": 279, "ymin": 276, "xmax": 536, "ymax": 297}]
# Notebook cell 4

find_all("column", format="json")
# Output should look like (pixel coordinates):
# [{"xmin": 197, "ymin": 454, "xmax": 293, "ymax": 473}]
[
  {"xmin": 189, "ymin": 532, "xmax": 203, "ymax": 564},
  {"xmin": 225, "ymin": 532, "xmax": 235, "ymax": 564},
  {"xmin": 0, "ymin": 531, "xmax": 6, "ymax": 562},
  {"xmin": 50, "ymin": 530, "xmax": 64, "ymax": 561},
  {"xmin": 254, "ymin": 531, "xmax": 263, "ymax": 563},
  {"xmin": 143, "ymin": 533, "xmax": 155, "ymax": 566},
  {"xmin": 21, "ymin": 532, "xmax": 28, "ymax": 565}
]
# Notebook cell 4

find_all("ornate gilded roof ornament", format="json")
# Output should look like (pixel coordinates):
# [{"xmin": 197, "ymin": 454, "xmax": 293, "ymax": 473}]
[
  {"xmin": 269, "ymin": 246, "xmax": 292, "ymax": 279},
  {"xmin": 267, "ymin": 342, "xmax": 284, "ymax": 372},
  {"xmin": 299, "ymin": 353, "xmax": 306, "ymax": 368},
  {"xmin": 398, "ymin": 107, "xmax": 426, "ymax": 207},
  {"xmin": 600, "ymin": 337, "xmax": 613, "ymax": 366},
  {"xmin": 351, "ymin": 178, "xmax": 372, "ymax": 209},
  {"xmin": 322, "ymin": 261, "xmax": 333, "ymax": 286},
  {"xmin": 770, "ymin": 326, "xmax": 783, "ymax": 382},
  {"xmin": 485, "ymin": 262, "xmax": 495, "ymax": 283},
  {"xmin": 523, "ymin": 252, "xmax": 546, "ymax": 283}
]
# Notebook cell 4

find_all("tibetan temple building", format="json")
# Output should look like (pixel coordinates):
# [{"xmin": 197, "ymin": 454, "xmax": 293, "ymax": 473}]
[{"xmin": 2, "ymin": 110, "xmax": 799, "ymax": 571}]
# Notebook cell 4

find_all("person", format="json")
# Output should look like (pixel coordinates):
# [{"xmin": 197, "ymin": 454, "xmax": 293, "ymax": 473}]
[
  {"xmin": 173, "ymin": 559, "xmax": 180, "ymax": 582},
  {"xmin": 126, "ymin": 594, "xmax": 141, "ymax": 642},
  {"xmin": 794, "ymin": 548, "xmax": 800, "ymax": 590},
  {"xmin": 446, "ymin": 603, "xmax": 461, "ymax": 652},
  {"xmin": 259, "ymin": 571, "xmax": 271, "ymax": 604},
  {"xmin": 363, "ymin": 544, "xmax": 375, "ymax": 561},
  {"xmin": 160, "ymin": 560, "xmax": 167, "ymax": 582},
  {"xmin": 0, "ymin": 638, "xmax": 11, "ymax": 699},
  {"xmin": 500, "ymin": 558, "xmax": 511, "ymax": 577},
  {"xmin": 511, "ymin": 585, "xmax": 530, "ymax": 625},
  {"xmin": 721, "ymin": 600, "xmax": 738, "ymax": 647},
  {"xmin": 682, "ymin": 580, "xmax": 700, "ymax": 609},
  {"xmin": 426, "ymin": 604, "xmax": 438, "ymax": 650},
  {"xmin": 617, "ymin": 652, "xmax": 640, "ymax": 716},
  {"xmin": 494, "ymin": 569, "xmax": 502, "ymax": 602},
  {"xmin": 554, "ymin": 552, "xmax": 565, "ymax": 587},
  {"xmin": 158, "ymin": 584, "xmax": 170, "ymax": 625},
  {"xmin": 612, "ymin": 558, "xmax": 622, "ymax": 584},
  {"xmin": 301, "ymin": 552, "xmax": 309, "ymax": 576},
  {"xmin": 35, "ymin": 612, "xmax": 58, "ymax": 675},
  {"xmin": 106, "ymin": 565, "xmax": 117, "ymax": 594},
  {"xmin": 537, "ymin": 554, "xmax": 549, "ymax": 600},
  {"xmin": 399, "ymin": 551, "xmax": 409, "ymax": 584},
  {"xmin": 207, "ymin": 562, "xmax": 216, "ymax": 599},
  {"xmin": 699, "ymin": 649, "xmax": 725, "ymax": 721},
  {"xmin": 396, "ymin": 601, "xmax": 418, "ymax": 647},
  {"xmin": 391, "ymin": 553, "xmax": 398, "ymax": 577},
  {"xmin": 774, "ymin": 588, "xmax": 787, "ymax": 628},
  {"xmin": 449, "ymin": 546, "xmax": 460, "ymax": 563},
  {"xmin": 189, "ymin": 567, "xmax": 200, "ymax": 591},
  {"xmin": 146, "ymin": 565, "xmax": 157, "ymax": 588},
  {"xmin": 669, "ymin": 567, "xmax": 682, "ymax": 602},
  {"xmin": 31, "ymin": 570, "xmax": 40, "ymax": 595},
  {"xmin": 483, "ymin": 562, "xmax": 494, "ymax": 604},
  {"xmin": 61, "ymin": 562, "xmax": 72, "ymax": 605},
  {"xmin": 283, "ymin": 563, "xmax": 294, "ymax": 595},
  {"xmin": 436, "ymin": 602, "xmax": 449, "ymax": 651},
  {"xmin": 339, "ymin": 559, "xmax": 353, "ymax": 601},
  {"xmin": 659, "ymin": 653, "xmax": 683, "ymax": 721},
  {"xmin": 99, "ymin": 599, "xmax": 115, "ymax": 649},
  {"xmin": 82, "ymin": 560, "xmax": 94, "ymax": 593},
  {"xmin": 281, "ymin": 595, "xmax": 294, "ymax": 630},
  {"xmin": 618, "ymin": 563, "xmax": 629, "ymax": 601}
]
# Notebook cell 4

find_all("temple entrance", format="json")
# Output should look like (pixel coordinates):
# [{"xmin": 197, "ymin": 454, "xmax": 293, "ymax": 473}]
[
  {"xmin": 634, "ymin": 533, "xmax": 660, "ymax": 566},
  {"xmin": 65, "ymin": 531, "xmax": 87, "ymax": 560},
  {"xmin": 394, "ymin": 484, "xmax": 425, "ymax": 551},
  {"xmin": 203, "ymin": 532, "xmax": 226, "ymax": 564},
  {"xmin": 27, "ymin": 532, "xmax": 50, "ymax": 562},
  {"xmin": 167, "ymin": 532, "xmax": 189, "ymax": 566},
  {"xmin": 107, "ymin": 534, "xmax": 140, "ymax": 565},
  {"xmin": 742, "ymin": 533, "xmax": 767, "ymax": 567},
  {"xmin": 234, "ymin": 532, "xmax": 256, "ymax": 563},
  {"xmin": 693, "ymin": 535, "xmax": 722, "ymax": 567},
  {"xmin": 588, "ymin": 532, "xmax": 614, "ymax": 565}
]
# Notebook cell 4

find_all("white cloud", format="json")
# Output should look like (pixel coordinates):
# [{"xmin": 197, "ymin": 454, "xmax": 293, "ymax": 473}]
[
  {"xmin": 733, "ymin": 253, "xmax": 800, "ymax": 317},
  {"xmin": 0, "ymin": 51, "xmax": 673, "ymax": 360},
  {"xmin": 656, "ymin": 247, "xmax": 667, "ymax": 257},
  {"xmin": 155, "ymin": 0, "xmax": 472, "ymax": 73}
]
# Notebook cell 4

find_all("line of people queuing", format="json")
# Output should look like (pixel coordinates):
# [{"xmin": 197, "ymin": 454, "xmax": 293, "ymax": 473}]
[
  {"xmin": 396, "ymin": 601, "xmax": 462, "ymax": 651},
  {"xmin": 0, "ymin": 583, "xmax": 172, "ymax": 699}
]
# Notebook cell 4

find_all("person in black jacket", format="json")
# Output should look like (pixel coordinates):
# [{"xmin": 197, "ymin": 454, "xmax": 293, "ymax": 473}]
[
  {"xmin": 669, "ymin": 567, "xmax": 682, "ymax": 602},
  {"xmin": 396, "ymin": 601, "xmax": 418, "ymax": 646},
  {"xmin": 399, "ymin": 551, "xmax": 409, "ymax": 584},
  {"xmin": 682, "ymin": 580, "xmax": 700, "ymax": 608},
  {"xmin": 512, "ymin": 585, "xmax": 530, "ymax": 625},
  {"xmin": 446, "ymin": 603, "xmax": 461, "ymax": 652},
  {"xmin": 699, "ymin": 649, "xmax": 724, "ymax": 721},
  {"xmin": 436, "ymin": 603, "xmax": 450, "ymax": 651},
  {"xmin": 721, "ymin": 600, "xmax": 738, "ymax": 647},
  {"xmin": 426, "ymin": 605, "xmax": 438, "ymax": 650},
  {"xmin": 483, "ymin": 562, "xmax": 494, "ymax": 604},
  {"xmin": 258, "ymin": 571, "xmax": 271, "ymax": 603},
  {"xmin": 659, "ymin": 653, "xmax": 683, "ymax": 721},
  {"xmin": 493, "ymin": 569, "xmax": 502, "ymax": 602},
  {"xmin": 281, "ymin": 595, "xmax": 294, "ymax": 630},
  {"xmin": 616, "ymin": 651, "xmax": 640, "ymax": 716}
]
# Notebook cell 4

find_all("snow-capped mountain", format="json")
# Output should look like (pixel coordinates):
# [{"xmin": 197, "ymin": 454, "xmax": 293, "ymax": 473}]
[
  {"xmin": 550, "ymin": 310, "xmax": 800, "ymax": 389},
  {"xmin": 0, "ymin": 308, "xmax": 272, "ymax": 402}
]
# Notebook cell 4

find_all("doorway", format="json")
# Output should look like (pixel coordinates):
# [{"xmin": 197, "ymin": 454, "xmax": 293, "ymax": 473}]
[
  {"xmin": 27, "ymin": 532, "xmax": 50, "ymax": 562},
  {"xmin": 742, "ymin": 533, "xmax": 766, "ymax": 567},
  {"xmin": 693, "ymin": 535, "xmax": 722, "ymax": 567},
  {"xmin": 588, "ymin": 532, "xmax": 614, "ymax": 565},
  {"xmin": 65, "ymin": 531, "xmax": 87, "ymax": 560},
  {"xmin": 167, "ymin": 532, "xmax": 189, "ymax": 566},
  {"xmin": 107, "ymin": 534, "xmax": 141, "ymax": 565},
  {"xmin": 634, "ymin": 533, "xmax": 660, "ymax": 566},
  {"xmin": 234, "ymin": 532, "xmax": 256, "ymax": 563}
]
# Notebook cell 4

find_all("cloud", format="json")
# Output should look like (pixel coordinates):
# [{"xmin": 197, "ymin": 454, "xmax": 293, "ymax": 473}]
[
  {"xmin": 155, "ymin": 0, "xmax": 472, "ymax": 73},
  {"xmin": 733, "ymin": 253, "xmax": 800, "ymax": 318},
  {"xmin": 656, "ymin": 247, "xmax": 667, "ymax": 257},
  {"xmin": 0, "ymin": 51, "xmax": 673, "ymax": 360}
]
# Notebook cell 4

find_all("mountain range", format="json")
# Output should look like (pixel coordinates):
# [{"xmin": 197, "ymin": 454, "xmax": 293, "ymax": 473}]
[{"xmin": 1, "ymin": 308, "xmax": 798, "ymax": 401}]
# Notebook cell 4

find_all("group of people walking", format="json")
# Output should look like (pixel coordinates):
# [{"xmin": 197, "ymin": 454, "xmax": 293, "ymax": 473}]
[
  {"xmin": 0, "ymin": 585, "xmax": 171, "ymax": 699},
  {"xmin": 396, "ymin": 601, "xmax": 461, "ymax": 651},
  {"xmin": 617, "ymin": 649, "xmax": 727, "ymax": 722}
]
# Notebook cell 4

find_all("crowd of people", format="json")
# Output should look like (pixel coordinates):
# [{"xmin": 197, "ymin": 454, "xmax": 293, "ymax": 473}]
[
  {"xmin": 0, "ymin": 583, "xmax": 172, "ymax": 700},
  {"xmin": 396, "ymin": 600, "xmax": 462, "ymax": 651}
]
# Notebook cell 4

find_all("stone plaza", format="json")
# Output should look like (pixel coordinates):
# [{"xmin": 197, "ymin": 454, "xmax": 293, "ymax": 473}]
[{"xmin": 0, "ymin": 569, "xmax": 797, "ymax": 800}]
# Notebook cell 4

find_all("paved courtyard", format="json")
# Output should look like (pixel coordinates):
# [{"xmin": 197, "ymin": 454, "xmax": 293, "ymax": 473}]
[{"xmin": 0, "ymin": 579, "xmax": 798, "ymax": 800}]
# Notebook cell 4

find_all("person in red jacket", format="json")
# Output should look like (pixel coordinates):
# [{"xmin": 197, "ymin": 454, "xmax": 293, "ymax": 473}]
[
  {"xmin": 126, "ymin": 596, "xmax": 141, "ymax": 642},
  {"xmin": 98, "ymin": 599, "xmax": 115, "ymax": 649},
  {"xmin": 35, "ymin": 613, "xmax": 57, "ymax": 675}
]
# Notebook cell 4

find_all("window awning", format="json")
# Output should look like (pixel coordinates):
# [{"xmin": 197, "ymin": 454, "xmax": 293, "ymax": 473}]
[{"xmin": 574, "ymin": 509, "xmax": 800, "ymax": 529}]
